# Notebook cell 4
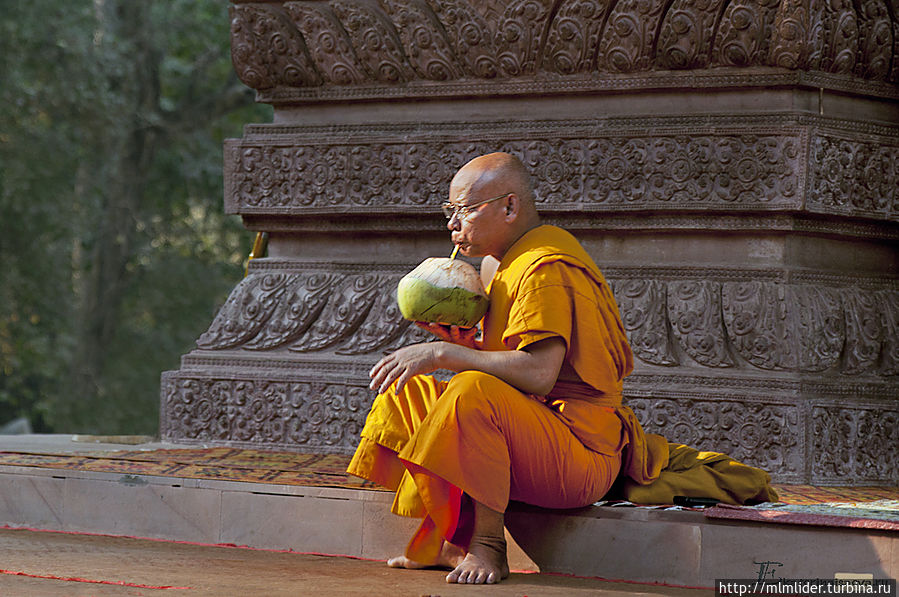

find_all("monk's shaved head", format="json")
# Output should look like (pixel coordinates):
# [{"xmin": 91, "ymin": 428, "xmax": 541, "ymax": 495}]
[
  {"xmin": 448, "ymin": 152, "xmax": 542, "ymax": 260},
  {"xmin": 452, "ymin": 152, "xmax": 537, "ymax": 211}
]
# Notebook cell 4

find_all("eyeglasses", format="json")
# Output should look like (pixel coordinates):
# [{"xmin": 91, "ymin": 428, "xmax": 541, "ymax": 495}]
[{"xmin": 441, "ymin": 192, "xmax": 512, "ymax": 220}]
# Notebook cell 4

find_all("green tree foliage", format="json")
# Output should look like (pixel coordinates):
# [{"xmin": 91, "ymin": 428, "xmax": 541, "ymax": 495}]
[{"xmin": 0, "ymin": 0, "xmax": 271, "ymax": 433}]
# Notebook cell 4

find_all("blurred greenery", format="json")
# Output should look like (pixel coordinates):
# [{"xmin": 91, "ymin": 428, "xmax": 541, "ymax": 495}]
[{"xmin": 0, "ymin": 0, "xmax": 272, "ymax": 433}]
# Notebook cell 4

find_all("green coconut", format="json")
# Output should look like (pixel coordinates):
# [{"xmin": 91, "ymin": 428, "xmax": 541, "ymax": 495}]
[{"xmin": 397, "ymin": 257, "xmax": 488, "ymax": 327}]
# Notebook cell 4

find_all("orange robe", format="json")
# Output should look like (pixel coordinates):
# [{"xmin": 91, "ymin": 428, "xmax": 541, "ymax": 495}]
[{"xmin": 347, "ymin": 225, "xmax": 775, "ymax": 564}]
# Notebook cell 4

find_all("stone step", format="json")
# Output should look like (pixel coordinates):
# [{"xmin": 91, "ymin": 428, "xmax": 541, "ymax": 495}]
[{"xmin": 0, "ymin": 454, "xmax": 894, "ymax": 589}]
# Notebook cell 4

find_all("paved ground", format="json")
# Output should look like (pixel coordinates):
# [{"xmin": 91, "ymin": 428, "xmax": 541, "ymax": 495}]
[{"xmin": 0, "ymin": 528, "xmax": 713, "ymax": 596}]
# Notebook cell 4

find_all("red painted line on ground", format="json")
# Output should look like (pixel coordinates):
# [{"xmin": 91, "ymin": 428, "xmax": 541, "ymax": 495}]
[
  {"xmin": 0, "ymin": 524, "xmax": 714, "ymax": 591},
  {"xmin": 537, "ymin": 569, "xmax": 713, "ymax": 591},
  {"xmin": 0, "ymin": 568, "xmax": 191, "ymax": 590},
  {"xmin": 0, "ymin": 524, "xmax": 385, "ymax": 560}
]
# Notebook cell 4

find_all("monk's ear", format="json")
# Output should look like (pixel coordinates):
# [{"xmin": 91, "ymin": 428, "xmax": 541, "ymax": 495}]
[{"xmin": 503, "ymin": 193, "xmax": 519, "ymax": 222}]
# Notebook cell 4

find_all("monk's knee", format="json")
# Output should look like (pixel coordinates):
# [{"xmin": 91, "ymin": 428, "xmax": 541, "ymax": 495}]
[
  {"xmin": 445, "ymin": 371, "xmax": 508, "ymax": 399},
  {"xmin": 443, "ymin": 371, "xmax": 522, "ymax": 416}
]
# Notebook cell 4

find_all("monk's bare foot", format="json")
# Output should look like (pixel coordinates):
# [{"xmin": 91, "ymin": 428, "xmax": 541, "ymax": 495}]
[
  {"xmin": 387, "ymin": 541, "xmax": 465, "ymax": 570},
  {"xmin": 445, "ymin": 535, "xmax": 510, "ymax": 584}
]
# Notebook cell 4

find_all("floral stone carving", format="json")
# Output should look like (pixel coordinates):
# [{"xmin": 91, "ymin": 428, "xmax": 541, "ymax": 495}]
[
  {"xmin": 228, "ymin": 0, "xmax": 899, "ymax": 95},
  {"xmin": 194, "ymin": 268, "xmax": 899, "ymax": 377}
]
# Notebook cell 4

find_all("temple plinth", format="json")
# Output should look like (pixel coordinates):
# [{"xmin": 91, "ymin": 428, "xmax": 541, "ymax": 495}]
[{"xmin": 161, "ymin": 0, "xmax": 899, "ymax": 485}]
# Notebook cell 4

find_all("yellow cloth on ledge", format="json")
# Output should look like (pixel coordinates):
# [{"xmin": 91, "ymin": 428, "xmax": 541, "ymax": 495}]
[{"xmin": 617, "ymin": 443, "xmax": 779, "ymax": 505}]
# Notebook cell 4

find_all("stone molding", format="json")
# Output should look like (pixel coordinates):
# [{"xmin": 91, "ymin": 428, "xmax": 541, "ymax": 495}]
[
  {"xmin": 193, "ymin": 265, "xmax": 899, "ymax": 377},
  {"xmin": 224, "ymin": 117, "xmax": 899, "ymax": 223},
  {"xmin": 238, "ymin": 213, "xmax": 899, "ymax": 241},
  {"xmin": 160, "ymin": 372, "xmax": 371, "ymax": 453},
  {"xmin": 228, "ymin": 0, "xmax": 899, "ymax": 102},
  {"xmin": 159, "ymin": 369, "xmax": 899, "ymax": 482}
]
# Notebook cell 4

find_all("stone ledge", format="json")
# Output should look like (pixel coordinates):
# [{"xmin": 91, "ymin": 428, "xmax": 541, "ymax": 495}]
[{"xmin": 0, "ymin": 463, "xmax": 894, "ymax": 587}]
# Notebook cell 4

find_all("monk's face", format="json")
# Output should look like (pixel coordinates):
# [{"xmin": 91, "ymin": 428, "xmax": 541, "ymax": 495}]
[{"xmin": 445, "ymin": 183, "xmax": 511, "ymax": 259}]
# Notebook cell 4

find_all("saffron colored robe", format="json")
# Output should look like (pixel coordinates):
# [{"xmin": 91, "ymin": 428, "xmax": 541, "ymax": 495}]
[{"xmin": 347, "ymin": 225, "xmax": 777, "ymax": 564}]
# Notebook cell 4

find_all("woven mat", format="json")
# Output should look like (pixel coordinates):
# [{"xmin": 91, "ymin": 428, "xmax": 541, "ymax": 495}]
[
  {"xmin": 770, "ymin": 484, "xmax": 899, "ymax": 505},
  {"xmin": 0, "ymin": 448, "xmax": 380, "ymax": 490},
  {"xmin": 705, "ymin": 500, "xmax": 899, "ymax": 531},
  {"xmin": 704, "ymin": 485, "xmax": 899, "ymax": 531}
]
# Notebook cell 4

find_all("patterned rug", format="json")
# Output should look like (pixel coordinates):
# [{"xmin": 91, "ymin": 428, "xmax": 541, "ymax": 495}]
[
  {"xmin": 770, "ymin": 484, "xmax": 899, "ymax": 505},
  {"xmin": 0, "ymin": 448, "xmax": 380, "ymax": 490},
  {"xmin": 705, "ymin": 500, "xmax": 899, "ymax": 531},
  {"xmin": 0, "ymin": 447, "xmax": 896, "ymax": 510}
]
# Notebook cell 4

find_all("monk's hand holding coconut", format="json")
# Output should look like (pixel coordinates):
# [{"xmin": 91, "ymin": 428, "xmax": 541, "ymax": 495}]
[
  {"xmin": 371, "ymin": 250, "xmax": 490, "ymax": 395},
  {"xmin": 415, "ymin": 322, "xmax": 480, "ymax": 350}
]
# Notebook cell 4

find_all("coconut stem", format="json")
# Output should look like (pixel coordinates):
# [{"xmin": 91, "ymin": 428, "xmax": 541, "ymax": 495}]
[{"xmin": 450, "ymin": 245, "xmax": 459, "ymax": 260}]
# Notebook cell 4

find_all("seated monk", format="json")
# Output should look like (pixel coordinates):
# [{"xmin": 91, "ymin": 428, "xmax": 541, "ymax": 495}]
[{"xmin": 347, "ymin": 152, "xmax": 778, "ymax": 585}]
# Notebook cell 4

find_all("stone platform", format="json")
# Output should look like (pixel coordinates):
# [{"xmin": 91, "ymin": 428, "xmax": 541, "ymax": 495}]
[{"xmin": 0, "ymin": 435, "xmax": 894, "ymax": 589}]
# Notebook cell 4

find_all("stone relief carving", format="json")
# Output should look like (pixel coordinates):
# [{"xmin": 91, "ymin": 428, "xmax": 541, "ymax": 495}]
[
  {"xmin": 284, "ymin": 3, "xmax": 370, "ymax": 85},
  {"xmin": 667, "ymin": 281, "xmax": 734, "ymax": 368},
  {"xmin": 424, "ymin": 0, "xmax": 501, "ymax": 78},
  {"xmin": 162, "ymin": 1, "xmax": 899, "ymax": 488},
  {"xmin": 713, "ymin": 0, "xmax": 780, "ymax": 67},
  {"xmin": 855, "ymin": 0, "xmax": 894, "ymax": 79},
  {"xmin": 811, "ymin": 405, "xmax": 899, "ymax": 482},
  {"xmin": 629, "ymin": 396, "xmax": 804, "ymax": 478},
  {"xmin": 228, "ymin": 0, "xmax": 899, "ymax": 92},
  {"xmin": 161, "ymin": 375, "xmax": 370, "ymax": 451},
  {"xmin": 159, "ymin": 366, "xmax": 898, "ymax": 481},
  {"xmin": 230, "ymin": 4, "xmax": 322, "ymax": 89},
  {"xmin": 841, "ymin": 289, "xmax": 883, "ymax": 375},
  {"xmin": 656, "ymin": 0, "xmax": 721, "ymax": 70},
  {"xmin": 197, "ymin": 271, "xmax": 409, "ymax": 355},
  {"xmin": 194, "ymin": 269, "xmax": 899, "ymax": 376},
  {"xmin": 494, "ymin": 0, "xmax": 556, "ymax": 76},
  {"xmin": 795, "ymin": 286, "xmax": 844, "ymax": 372},
  {"xmin": 380, "ymin": 0, "xmax": 465, "ymax": 81},
  {"xmin": 808, "ymin": 134, "xmax": 899, "ymax": 218},
  {"xmin": 226, "ymin": 133, "xmax": 811, "ymax": 214},
  {"xmin": 329, "ymin": 0, "xmax": 415, "ymax": 83},
  {"xmin": 289, "ymin": 273, "xmax": 388, "ymax": 352},
  {"xmin": 880, "ymin": 290, "xmax": 899, "ymax": 375},
  {"xmin": 542, "ymin": 0, "xmax": 608, "ymax": 75},
  {"xmin": 612, "ymin": 279, "xmax": 678, "ymax": 366}
]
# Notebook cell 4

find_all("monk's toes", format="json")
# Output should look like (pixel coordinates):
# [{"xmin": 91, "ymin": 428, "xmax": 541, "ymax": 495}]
[
  {"xmin": 446, "ymin": 565, "xmax": 468, "ymax": 583},
  {"xmin": 471, "ymin": 570, "xmax": 494, "ymax": 584},
  {"xmin": 446, "ymin": 565, "xmax": 497, "ymax": 584}
]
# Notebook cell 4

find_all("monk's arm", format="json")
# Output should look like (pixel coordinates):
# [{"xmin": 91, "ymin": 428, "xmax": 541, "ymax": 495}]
[
  {"xmin": 369, "ymin": 336, "xmax": 566, "ymax": 396},
  {"xmin": 416, "ymin": 322, "xmax": 481, "ymax": 349},
  {"xmin": 440, "ymin": 337, "xmax": 565, "ymax": 396}
]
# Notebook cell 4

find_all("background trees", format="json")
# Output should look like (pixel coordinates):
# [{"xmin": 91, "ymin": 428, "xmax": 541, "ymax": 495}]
[{"xmin": 0, "ymin": 0, "xmax": 270, "ymax": 433}]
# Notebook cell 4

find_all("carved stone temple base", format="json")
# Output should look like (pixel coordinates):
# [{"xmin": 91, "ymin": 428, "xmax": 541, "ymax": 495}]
[{"xmin": 161, "ymin": 0, "xmax": 899, "ymax": 485}]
